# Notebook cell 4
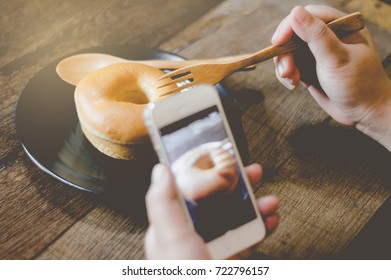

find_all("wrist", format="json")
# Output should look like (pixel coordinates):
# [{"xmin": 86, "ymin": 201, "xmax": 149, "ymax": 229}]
[{"xmin": 356, "ymin": 78, "xmax": 391, "ymax": 151}]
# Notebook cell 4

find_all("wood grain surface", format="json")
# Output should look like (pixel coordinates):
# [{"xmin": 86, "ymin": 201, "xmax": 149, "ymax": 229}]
[
  {"xmin": 1, "ymin": 0, "xmax": 390, "ymax": 260},
  {"xmin": 159, "ymin": 0, "xmax": 391, "ymax": 259}
]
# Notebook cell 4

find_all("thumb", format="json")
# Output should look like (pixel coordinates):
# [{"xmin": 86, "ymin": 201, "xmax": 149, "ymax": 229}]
[
  {"xmin": 290, "ymin": 6, "xmax": 348, "ymax": 67},
  {"xmin": 146, "ymin": 164, "xmax": 192, "ymax": 237}
]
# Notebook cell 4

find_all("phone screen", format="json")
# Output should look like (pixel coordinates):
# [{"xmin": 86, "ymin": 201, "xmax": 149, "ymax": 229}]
[{"xmin": 160, "ymin": 105, "xmax": 257, "ymax": 242}]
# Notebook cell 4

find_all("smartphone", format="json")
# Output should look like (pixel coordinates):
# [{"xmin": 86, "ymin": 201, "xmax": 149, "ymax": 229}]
[{"xmin": 144, "ymin": 84, "xmax": 265, "ymax": 259}]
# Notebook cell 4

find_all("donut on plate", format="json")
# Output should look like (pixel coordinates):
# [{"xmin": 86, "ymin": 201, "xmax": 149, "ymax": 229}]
[{"xmin": 74, "ymin": 63, "xmax": 172, "ymax": 160}]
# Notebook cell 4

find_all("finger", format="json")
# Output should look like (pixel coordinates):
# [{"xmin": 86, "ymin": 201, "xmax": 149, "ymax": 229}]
[
  {"xmin": 304, "ymin": 5, "xmax": 346, "ymax": 21},
  {"xmin": 211, "ymin": 150, "xmax": 234, "ymax": 163},
  {"xmin": 305, "ymin": 5, "xmax": 371, "ymax": 47},
  {"xmin": 290, "ymin": 6, "xmax": 348, "ymax": 67},
  {"xmin": 244, "ymin": 163, "xmax": 263, "ymax": 186},
  {"xmin": 216, "ymin": 159, "xmax": 236, "ymax": 171},
  {"xmin": 271, "ymin": 13, "xmax": 294, "ymax": 45},
  {"xmin": 264, "ymin": 213, "xmax": 280, "ymax": 234},
  {"xmin": 143, "ymin": 227, "xmax": 156, "ymax": 259},
  {"xmin": 272, "ymin": 5, "xmax": 347, "ymax": 46},
  {"xmin": 256, "ymin": 196, "xmax": 280, "ymax": 234},
  {"xmin": 306, "ymin": 85, "xmax": 346, "ymax": 123},
  {"xmin": 146, "ymin": 164, "xmax": 192, "ymax": 236},
  {"xmin": 275, "ymin": 68, "xmax": 297, "ymax": 91},
  {"xmin": 257, "ymin": 195, "xmax": 279, "ymax": 216},
  {"xmin": 307, "ymin": 85, "xmax": 334, "ymax": 113},
  {"xmin": 275, "ymin": 53, "xmax": 295, "ymax": 78},
  {"xmin": 291, "ymin": 66, "xmax": 301, "ymax": 88}
]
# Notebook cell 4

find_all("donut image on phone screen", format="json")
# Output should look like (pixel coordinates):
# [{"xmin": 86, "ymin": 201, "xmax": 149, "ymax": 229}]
[{"xmin": 160, "ymin": 106, "xmax": 257, "ymax": 242}]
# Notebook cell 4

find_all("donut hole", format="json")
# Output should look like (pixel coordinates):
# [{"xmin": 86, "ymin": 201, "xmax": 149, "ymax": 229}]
[
  {"xmin": 117, "ymin": 88, "xmax": 150, "ymax": 104},
  {"xmin": 193, "ymin": 153, "xmax": 214, "ymax": 169}
]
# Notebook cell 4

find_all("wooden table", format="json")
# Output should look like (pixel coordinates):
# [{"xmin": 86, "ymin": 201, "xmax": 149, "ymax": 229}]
[{"xmin": 1, "ymin": 0, "xmax": 391, "ymax": 260}]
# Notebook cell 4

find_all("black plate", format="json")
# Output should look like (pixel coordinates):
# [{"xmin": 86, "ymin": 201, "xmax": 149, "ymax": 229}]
[{"xmin": 15, "ymin": 45, "xmax": 248, "ymax": 194}]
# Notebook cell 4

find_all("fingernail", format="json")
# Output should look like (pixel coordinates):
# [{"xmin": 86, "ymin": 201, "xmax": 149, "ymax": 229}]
[
  {"xmin": 282, "ymin": 78, "xmax": 295, "ymax": 90},
  {"xmin": 277, "ymin": 61, "xmax": 286, "ymax": 77},
  {"xmin": 271, "ymin": 30, "xmax": 279, "ymax": 44},
  {"xmin": 152, "ymin": 164, "xmax": 168, "ymax": 184}
]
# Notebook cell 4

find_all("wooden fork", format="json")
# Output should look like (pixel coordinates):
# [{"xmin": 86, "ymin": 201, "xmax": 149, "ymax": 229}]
[{"xmin": 156, "ymin": 12, "xmax": 365, "ymax": 96}]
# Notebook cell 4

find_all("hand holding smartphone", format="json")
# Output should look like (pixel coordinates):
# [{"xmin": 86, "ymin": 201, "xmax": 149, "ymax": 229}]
[{"xmin": 144, "ymin": 85, "xmax": 265, "ymax": 259}]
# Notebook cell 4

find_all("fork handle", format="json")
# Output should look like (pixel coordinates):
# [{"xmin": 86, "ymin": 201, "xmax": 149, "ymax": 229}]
[{"xmin": 245, "ymin": 12, "xmax": 365, "ymax": 66}]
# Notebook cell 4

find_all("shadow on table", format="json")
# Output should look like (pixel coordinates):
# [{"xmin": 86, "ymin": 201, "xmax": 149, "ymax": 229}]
[
  {"xmin": 288, "ymin": 120, "xmax": 391, "ymax": 259},
  {"xmin": 338, "ymin": 195, "xmax": 391, "ymax": 259},
  {"xmin": 289, "ymin": 119, "xmax": 391, "ymax": 184}
]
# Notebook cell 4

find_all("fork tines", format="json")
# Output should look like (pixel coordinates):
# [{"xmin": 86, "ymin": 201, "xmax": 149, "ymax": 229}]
[{"xmin": 156, "ymin": 68, "xmax": 195, "ymax": 96}]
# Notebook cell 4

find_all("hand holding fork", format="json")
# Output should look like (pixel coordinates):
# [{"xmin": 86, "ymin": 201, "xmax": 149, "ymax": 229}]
[{"xmin": 156, "ymin": 12, "xmax": 365, "ymax": 96}]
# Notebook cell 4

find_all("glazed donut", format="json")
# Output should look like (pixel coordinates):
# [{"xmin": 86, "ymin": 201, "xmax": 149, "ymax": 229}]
[
  {"xmin": 74, "ymin": 63, "xmax": 169, "ymax": 160},
  {"xmin": 171, "ymin": 141, "xmax": 238, "ymax": 202}
]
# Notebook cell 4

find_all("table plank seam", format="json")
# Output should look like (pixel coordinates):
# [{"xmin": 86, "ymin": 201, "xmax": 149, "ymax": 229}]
[{"xmin": 30, "ymin": 207, "xmax": 96, "ymax": 260}]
